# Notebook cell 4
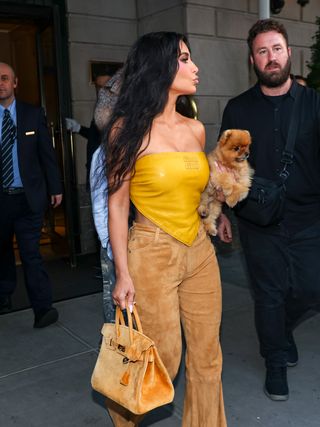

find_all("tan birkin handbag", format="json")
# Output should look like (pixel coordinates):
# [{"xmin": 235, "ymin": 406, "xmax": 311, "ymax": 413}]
[{"xmin": 91, "ymin": 305, "xmax": 174, "ymax": 415}]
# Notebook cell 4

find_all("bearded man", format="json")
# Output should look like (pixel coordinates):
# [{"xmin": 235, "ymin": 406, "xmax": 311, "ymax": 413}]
[{"xmin": 218, "ymin": 19, "xmax": 320, "ymax": 401}]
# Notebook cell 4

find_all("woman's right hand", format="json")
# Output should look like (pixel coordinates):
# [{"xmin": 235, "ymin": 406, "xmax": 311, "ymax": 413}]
[{"xmin": 112, "ymin": 275, "xmax": 135, "ymax": 312}]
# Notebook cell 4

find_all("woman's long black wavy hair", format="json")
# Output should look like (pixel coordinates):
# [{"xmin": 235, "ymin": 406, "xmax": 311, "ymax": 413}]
[{"xmin": 104, "ymin": 31, "xmax": 191, "ymax": 194}]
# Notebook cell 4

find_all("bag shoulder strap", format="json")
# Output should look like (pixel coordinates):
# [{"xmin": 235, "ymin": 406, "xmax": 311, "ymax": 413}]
[{"xmin": 279, "ymin": 83, "xmax": 303, "ymax": 180}]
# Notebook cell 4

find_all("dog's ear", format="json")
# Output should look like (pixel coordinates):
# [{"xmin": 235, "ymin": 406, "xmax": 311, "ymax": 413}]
[
  {"xmin": 220, "ymin": 129, "xmax": 232, "ymax": 146},
  {"xmin": 243, "ymin": 130, "xmax": 252, "ymax": 145},
  {"xmin": 244, "ymin": 130, "xmax": 251, "ymax": 140}
]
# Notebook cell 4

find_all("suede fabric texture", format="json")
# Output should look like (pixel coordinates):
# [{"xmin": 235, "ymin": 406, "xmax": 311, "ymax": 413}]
[
  {"xmin": 91, "ymin": 307, "xmax": 174, "ymax": 414},
  {"xmin": 107, "ymin": 223, "xmax": 227, "ymax": 426}
]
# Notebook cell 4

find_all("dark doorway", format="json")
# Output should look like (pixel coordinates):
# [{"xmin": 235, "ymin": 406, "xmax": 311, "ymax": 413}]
[{"xmin": 0, "ymin": 2, "xmax": 79, "ymax": 265}]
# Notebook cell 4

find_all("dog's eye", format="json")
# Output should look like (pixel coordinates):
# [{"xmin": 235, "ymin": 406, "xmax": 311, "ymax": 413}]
[{"xmin": 233, "ymin": 146, "xmax": 240, "ymax": 151}]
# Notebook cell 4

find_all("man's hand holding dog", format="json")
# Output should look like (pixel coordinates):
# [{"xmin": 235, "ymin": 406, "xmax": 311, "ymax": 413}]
[{"xmin": 217, "ymin": 213, "xmax": 232, "ymax": 243}]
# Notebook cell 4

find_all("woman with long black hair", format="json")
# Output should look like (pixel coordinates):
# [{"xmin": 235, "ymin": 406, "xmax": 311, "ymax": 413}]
[{"xmin": 102, "ymin": 31, "xmax": 227, "ymax": 427}]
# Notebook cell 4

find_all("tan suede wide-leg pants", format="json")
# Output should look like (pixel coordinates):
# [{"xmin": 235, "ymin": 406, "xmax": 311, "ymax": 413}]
[{"xmin": 107, "ymin": 223, "xmax": 227, "ymax": 427}]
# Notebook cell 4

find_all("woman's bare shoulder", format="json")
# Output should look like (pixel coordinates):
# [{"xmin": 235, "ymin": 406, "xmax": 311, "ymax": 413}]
[{"xmin": 182, "ymin": 116, "xmax": 206, "ymax": 148}]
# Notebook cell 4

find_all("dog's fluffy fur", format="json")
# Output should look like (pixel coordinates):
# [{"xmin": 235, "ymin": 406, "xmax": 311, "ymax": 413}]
[{"xmin": 198, "ymin": 129, "xmax": 254, "ymax": 236}]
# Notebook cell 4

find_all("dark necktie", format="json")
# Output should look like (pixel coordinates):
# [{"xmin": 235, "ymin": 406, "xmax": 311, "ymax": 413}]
[{"xmin": 1, "ymin": 109, "xmax": 16, "ymax": 188}]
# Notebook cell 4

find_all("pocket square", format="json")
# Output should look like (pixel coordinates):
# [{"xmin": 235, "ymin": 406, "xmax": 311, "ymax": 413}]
[{"xmin": 25, "ymin": 131, "xmax": 35, "ymax": 136}]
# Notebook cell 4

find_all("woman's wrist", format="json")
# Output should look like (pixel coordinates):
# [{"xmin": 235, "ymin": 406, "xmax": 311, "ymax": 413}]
[{"xmin": 115, "ymin": 267, "xmax": 131, "ymax": 280}]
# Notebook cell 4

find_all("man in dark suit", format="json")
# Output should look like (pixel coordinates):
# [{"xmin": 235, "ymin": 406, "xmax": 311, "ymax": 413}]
[{"xmin": 0, "ymin": 62, "xmax": 63, "ymax": 328}]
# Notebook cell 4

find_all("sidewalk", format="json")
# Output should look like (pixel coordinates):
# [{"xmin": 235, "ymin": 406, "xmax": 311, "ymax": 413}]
[{"xmin": 1, "ymin": 249, "xmax": 320, "ymax": 427}]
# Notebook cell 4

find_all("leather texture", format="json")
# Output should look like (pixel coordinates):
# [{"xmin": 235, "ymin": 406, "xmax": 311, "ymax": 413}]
[{"xmin": 130, "ymin": 152, "xmax": 209, "ymax": 246}]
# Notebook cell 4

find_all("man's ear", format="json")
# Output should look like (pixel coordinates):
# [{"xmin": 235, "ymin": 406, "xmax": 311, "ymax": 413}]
[
  {"xmin": 288, "ymin": 47, "xmax": 292, "ymax": 57},
  {"xmin": 250, "ymin": 54, "xmax": 254, "ymax": 65},
  {"xmin": 13, "ymin": 77, "xmax": 18, "ymax": 89}
]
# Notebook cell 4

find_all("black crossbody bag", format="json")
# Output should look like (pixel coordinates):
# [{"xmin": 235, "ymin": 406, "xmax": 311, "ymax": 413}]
[{"xmin": 234, "ymin": 86, "xmax": 302, "ymax": 227}]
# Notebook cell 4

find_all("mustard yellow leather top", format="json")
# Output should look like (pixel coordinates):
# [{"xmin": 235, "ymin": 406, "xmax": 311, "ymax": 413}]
[{"xmin": 130, "ymin": 152, "xmax": 209, "ymax": 246}]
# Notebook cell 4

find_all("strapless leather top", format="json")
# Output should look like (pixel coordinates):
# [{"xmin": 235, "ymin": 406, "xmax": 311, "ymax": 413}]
[{"xmin": 130, "ymin": 152, "xmax": 209, "ymax": 245}]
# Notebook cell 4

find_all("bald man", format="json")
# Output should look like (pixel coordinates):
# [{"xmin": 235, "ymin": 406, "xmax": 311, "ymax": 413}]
[{"xmin": 0, "ymin": 62, "xmax": 62, "ymax": 327}]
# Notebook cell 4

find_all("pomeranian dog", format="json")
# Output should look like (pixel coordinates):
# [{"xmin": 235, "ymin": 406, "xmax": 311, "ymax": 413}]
[{"xmin": 198, "ymin": 129, "xmax": 254, "ymax": 236}]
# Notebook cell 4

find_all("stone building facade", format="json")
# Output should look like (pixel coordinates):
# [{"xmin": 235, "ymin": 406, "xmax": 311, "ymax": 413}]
[{"xmin": 1, "ymin": 0, "xmax": 319, "ymax": 256}]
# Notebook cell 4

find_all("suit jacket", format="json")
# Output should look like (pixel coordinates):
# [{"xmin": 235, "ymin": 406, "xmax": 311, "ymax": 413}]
[{"xmin": 15, "ymin": 100, "xmax": 62, "ymax": 213}]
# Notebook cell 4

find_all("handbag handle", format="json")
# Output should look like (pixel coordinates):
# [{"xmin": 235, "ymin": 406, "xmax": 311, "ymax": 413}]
[{"xmin": 115, "ymin": 304, "xmax": 143, "ymax": 343}]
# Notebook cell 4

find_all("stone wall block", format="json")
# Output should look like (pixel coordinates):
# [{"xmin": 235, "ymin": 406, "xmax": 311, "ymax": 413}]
[
  {"xmin": 285, "ymin": 20, "xmax": 317, "ymax": 47},
  {"xmin": 68, "ymin": 15, "xmax": 136, "ymax": 45},
  {"xmin": 66, "ymin": 0, "xmax": 136, "ymax": 18},
  {"xmin": 216, "ymin": 10, "xmax": 257, "ymax": 39},
  {"xmin": 137, "ymin": 0, "xmax": 181, "ymax": 17},
  {"xmin": 195, "ymin": 96, "xmax": 220, "ymax": 123},
  {"xmin": 204, "ymin": 124, "xmax": 220, "ymax": 152},
  {"xmin": 191, "ymin": 37, "xmax": 250, "ymax": 97},
  {"xmin": 186, "ymin": 6, "xmax": 215, "ymax": 36},
  {"xmin": 218, "ymin": 97, "xmax": 232, "ymax": 123},
  {"xmin": 139, "ymin": 7, "xmax": 184, "ymax": 34},
  {"xmin": 189, "ymin": 0, "xmax": 247, "ymax": 11}
]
